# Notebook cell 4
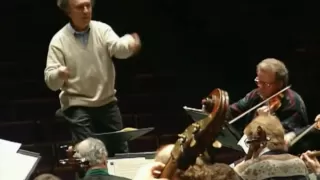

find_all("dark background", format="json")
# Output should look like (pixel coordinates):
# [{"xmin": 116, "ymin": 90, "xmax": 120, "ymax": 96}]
[{"xmin": 2, "ymin": 0, "xmax": 320, "ymax": 177}]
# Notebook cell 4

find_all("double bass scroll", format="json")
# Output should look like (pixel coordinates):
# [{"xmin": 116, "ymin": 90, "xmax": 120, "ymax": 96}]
[{"xmin": 159, "ymin": 88, "xmax": 229, "ymax": 178}]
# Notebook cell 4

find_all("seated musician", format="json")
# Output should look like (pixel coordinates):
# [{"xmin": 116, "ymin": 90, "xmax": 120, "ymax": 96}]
[
  {"xmin": 301, "ymin": 151, "xmax": 320, "ymax": 179},
  {"xmin": 233, "ymin": 114, "xmax": 309, "ymax": 180},
  {"xmin": 74, "ymin": 137, "xmax": 130, "ymax": 180},
  {"xmin": 137, "ymin": 144, "xmax": 241, "ymax": 180},
  {"xmin": 202, "ymin": 58, "xmax": 308, "ymax": 143}
]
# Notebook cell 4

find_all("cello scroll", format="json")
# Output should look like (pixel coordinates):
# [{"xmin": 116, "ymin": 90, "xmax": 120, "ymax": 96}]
[{"xmin": 159, "ymin": 88, "xmax": 229, "ymax": 178}]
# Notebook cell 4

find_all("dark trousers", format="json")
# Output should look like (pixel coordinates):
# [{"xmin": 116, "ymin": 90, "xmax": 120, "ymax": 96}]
[{"xmin": 62, "ymin": 101, "xmax": 129, "ymax": 156}]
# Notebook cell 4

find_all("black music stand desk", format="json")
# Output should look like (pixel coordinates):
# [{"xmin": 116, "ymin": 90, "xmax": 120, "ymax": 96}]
[
  {"xmin": 184, "ymin": 106, "xmax": 244, "ymax": 152},
  {"xmin": 93, "ymin": 127, "xmax": 154, "ymax": 157}
]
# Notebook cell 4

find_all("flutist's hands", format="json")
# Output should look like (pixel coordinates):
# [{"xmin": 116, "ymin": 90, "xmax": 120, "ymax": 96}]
[
  {"xmin": 300, "ymin": 151, "xmax": 320, "ymax": 174},
  {"xmin": 129, "ymin": 33, "xmax": 141, "ymax": 54},
  {"xmin": 133, "ymin": 162, "xmax": 168, "ymax": 180}
]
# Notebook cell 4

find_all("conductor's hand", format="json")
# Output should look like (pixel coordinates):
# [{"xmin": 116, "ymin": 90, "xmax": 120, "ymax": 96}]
[
  {"xmin": 129, "ymin": 33, "xmax": 141, "ymax": 54},
  {"xmin": 58, "ymin": 66, "xmax": 69, "ymax": 81}
]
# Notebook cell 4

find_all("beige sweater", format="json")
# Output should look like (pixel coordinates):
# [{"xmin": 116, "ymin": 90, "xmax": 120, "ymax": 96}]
[{"xmin": 44, "ymin": 20, "xmax": 135, "ymax": 110}]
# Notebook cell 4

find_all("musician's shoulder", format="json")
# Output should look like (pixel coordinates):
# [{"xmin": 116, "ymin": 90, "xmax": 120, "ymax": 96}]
[
  {"xmin": 235, "ymin": 154, "xmax": 308, "ymax": 179},
  {"xmin": 284, "ymin": 89, "xmax": 307, "ymax": 109},
  {"xmin": 90, "ymin": 20, "xmax": 112, "ymax": 30},
  {"xmin": 285, "ymin": 89, "xmax": 304, "ymax": 100},
  {"xmin": 246, "ymin": 89, "xmax": 259, "ymax": 97},
  {"xmin": 243, "ymin": 89, "xmax": 260, "ymax": 100},
  {"xmin": 259, "ymin": 153, "xmax": 300, "ymax": 162}
]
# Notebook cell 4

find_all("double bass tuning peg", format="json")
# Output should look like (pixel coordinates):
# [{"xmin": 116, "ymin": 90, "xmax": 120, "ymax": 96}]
[
  {"xmin": 192, "ymin": 123, "xmax": 200, "ymax": 132},
  {"xmin": 212, "ymin": 140, "xmax": 222, "ymax": 148}
]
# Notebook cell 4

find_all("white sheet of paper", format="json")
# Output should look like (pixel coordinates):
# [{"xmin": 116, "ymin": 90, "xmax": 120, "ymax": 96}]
[
  {"xmin": 0, "ymin": 152, "xmax": 38, "ymax": 180},
  {"xmin": 107, "ymin": 157, "xmax": 154, "ymax": 179},
  {"xmin": 237, "ymin": 134, "xmax": 249, "ymax": 154},
  {"xmin": 0, "ymin": 139, "xmax": 21, "ymax": 153}
]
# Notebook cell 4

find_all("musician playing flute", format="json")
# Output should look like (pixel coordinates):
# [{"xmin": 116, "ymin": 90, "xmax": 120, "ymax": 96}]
[
  {"xmin": 44, "ymin": 0, "xmax": 141, "ymax": 155},
  {"xmin": 202, "ymin": 58, "xmax": 308, "ymax": 144}
]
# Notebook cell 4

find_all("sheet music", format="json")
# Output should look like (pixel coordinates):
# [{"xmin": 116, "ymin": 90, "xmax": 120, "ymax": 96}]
[
  {"xmin": 0, "ymin": 152, "xmax": 39, "ymax": 180},
  {"xmin": 237, "ymin": 134, "xmax": 249, "ymax": 154},
  {"xmin": 0, "ymin": 139, "xmax": 21, "ymax": 153},
  {"xmin": 107, "ymin": 157, "xmax": 154, "ymax": 179}
]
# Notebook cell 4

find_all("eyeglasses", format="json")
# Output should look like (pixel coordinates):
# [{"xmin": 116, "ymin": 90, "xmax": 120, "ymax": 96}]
[{"xmin": 254, "ymin": 77, "xmax": 274, "ymax": 88}]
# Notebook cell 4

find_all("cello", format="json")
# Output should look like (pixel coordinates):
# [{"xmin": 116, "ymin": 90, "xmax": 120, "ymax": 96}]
[
  {"xmin": 160, "ymin": 87, "xmax": 286, "ymax": 178},
  {"xmin": 159, "ymin": 88, "xmax": 230, "ymax": 178}
]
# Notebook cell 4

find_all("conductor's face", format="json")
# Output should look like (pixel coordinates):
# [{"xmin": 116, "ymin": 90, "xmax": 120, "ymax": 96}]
[{"xmin": 68, "ymin": 0, "xmax": 92, "ymax": 31}]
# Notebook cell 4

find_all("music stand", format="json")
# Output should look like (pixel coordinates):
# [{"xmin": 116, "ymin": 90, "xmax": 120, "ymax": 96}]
[
  {"xmin": 93, "ymin": 127, "xmax": 154, "ymax": 157},
  {"xmin": 184, "ymin": 106, "xmax": 244, "ymax": 152},
  {"xmin": 183, "ymin": 106, "xmax": 207, "ymax": 122}
]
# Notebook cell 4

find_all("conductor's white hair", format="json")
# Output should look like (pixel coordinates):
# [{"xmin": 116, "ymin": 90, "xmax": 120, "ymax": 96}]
[
  {"xmin": 74, "ymin": 137, "xmax": 108, "ymax": 166},
  {"xmin": 257, "ymin": 58, "xmax": 289, "ymax": 85},
  {"xmin": 56, "ymin": 0, "xmax": 96, "ymax": 11},
  {"xmin": 56, "ymin": 0, "xmax": 69, "ymax": 11}
]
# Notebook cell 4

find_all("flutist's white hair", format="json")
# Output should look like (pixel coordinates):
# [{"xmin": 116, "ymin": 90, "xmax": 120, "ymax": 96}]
[{"xmin": 74, "ymin": 137, "xmax": 108, "ymax": 166}]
